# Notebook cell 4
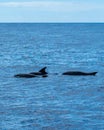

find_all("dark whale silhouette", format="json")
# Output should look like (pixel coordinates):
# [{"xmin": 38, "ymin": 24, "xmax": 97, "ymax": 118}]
[
  {"xmin": 62, "ymin": 71, "xmax": 97, "ymax": 76},
  {"xmin": 14, "ymin": 73, "xmax": 37, "ymax": 78},
  {"xmin": 14, "ymin": 67, "xmax": 48, "ymax": 78}
]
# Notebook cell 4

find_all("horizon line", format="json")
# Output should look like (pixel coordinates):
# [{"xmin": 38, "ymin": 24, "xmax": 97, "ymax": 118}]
[{"xmin": 0, "ymin": 22, "xmax": 104, "ymax": 24}]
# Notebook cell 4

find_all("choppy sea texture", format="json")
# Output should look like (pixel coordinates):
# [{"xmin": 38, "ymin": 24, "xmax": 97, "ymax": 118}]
[{"xmin": 0, "ymin": 23, "xmax": 104, "ymax": 130}]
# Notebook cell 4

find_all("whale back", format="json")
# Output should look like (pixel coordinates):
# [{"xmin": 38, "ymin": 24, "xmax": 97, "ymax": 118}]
[
  {"xmin": 14, "ymin": 73, "xmax": 37, "ymax": 78},
  {"xmin": 14, "ymin": 67, "xmax": 48, "ymax": 78},
  {"xmin": 62, "ymin": 71, "xmax": 97, "ymax": 76}
]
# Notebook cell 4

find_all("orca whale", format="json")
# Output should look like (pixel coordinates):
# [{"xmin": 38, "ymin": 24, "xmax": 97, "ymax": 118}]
[
  {"xmin": 14, "ymin": 67, "xmax": 48, "ymax": 78},
  {"xmin": 62, "ymin": 71, "xmax": 97, "ymax": 76}
]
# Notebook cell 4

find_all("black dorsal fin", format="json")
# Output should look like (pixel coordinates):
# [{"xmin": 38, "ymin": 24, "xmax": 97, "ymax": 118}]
[{"xmin": 39, "ymin": 67, "xmax": 47, "ymax": 74}]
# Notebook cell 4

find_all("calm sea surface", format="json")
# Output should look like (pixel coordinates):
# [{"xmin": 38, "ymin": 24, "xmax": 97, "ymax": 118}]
[{"xmin": 0, "ymin": 23, "xmax": 104, "ymax": 130}]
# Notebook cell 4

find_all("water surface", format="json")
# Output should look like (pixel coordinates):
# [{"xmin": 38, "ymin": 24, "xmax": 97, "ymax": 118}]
[{"xmin": 0, "ymin": 23, "xmax": 104, "ymax": 130}]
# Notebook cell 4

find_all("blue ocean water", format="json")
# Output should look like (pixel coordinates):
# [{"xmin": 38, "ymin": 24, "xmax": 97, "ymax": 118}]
[{"xmin": 0, "ymin": 23, "xmax": 104, "ymax": 130}]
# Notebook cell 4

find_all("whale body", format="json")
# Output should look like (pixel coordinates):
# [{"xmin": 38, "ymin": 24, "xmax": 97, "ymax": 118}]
[
  {"xmin": 14, "ymin": 74, "xmax": 37, "ymax": 78},
  {"xmin": 62, "ymin": 71, "xmax": 97, "ymax": 76},
  {"xmin": 14, "ymin": 67, "xmax": 48, "ymax": 78}
]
